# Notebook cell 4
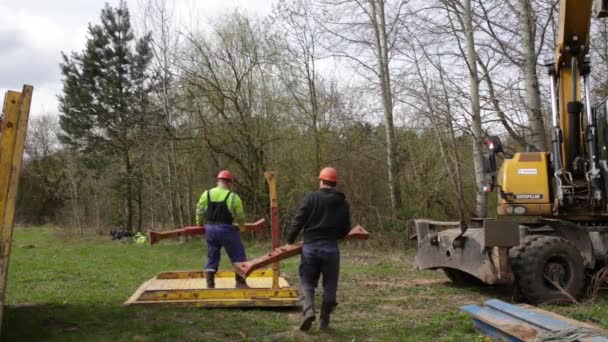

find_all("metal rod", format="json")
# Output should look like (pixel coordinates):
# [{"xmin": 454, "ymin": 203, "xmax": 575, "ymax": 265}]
[
  {"xmin": 550, "ymin": 73, "xmax": 559, "ymax": 128},
  {"xmin": 584, "ymin": 73, "xmax": 594, "ymax": 125},
  {"xmin": 571, "ymin": 56, "xmax": 578, "ymax": 102},
  {"xmin": 567, "ymin": 56, "xmax": 582, "ymax": 170}
]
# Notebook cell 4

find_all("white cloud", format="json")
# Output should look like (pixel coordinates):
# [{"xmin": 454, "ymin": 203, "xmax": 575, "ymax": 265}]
[
  {"xmin": 0, "ymin": 0, "xmax": 272, "ymax": 117},
  {"xmin": 0, "ymin": 1, "xmax": 106, "ymax": 116}
]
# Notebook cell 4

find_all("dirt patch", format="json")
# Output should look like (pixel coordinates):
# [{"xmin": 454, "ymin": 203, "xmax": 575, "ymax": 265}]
[
  {"xmin": 360, "ymin": 278, "xmax": 447, "ymax": 288},
  {"xmin": 345, "ymin": 254, "xmax": 377, "ymax": 265}
]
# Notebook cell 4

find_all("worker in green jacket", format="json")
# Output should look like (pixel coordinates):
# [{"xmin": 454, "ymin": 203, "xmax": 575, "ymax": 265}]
[{"xmin": 196, "ymin": 170, "xmax": 248, "ymax": 289}]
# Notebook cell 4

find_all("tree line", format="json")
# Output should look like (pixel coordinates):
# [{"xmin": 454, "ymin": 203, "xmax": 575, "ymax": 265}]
[{"xmin": 15, "ymin": 0, "xmax": 608, "ymax": 237}]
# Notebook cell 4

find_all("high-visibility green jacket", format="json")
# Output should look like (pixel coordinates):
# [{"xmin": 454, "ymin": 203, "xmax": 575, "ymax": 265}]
[{"xmin": 196, "ymin": 186, "xmax": 245, "ymax": 226}]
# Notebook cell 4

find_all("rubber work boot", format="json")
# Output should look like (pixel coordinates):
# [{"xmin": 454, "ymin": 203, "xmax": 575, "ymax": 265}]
[
  {"xmin": 319, "ymin": 302, "xmax": 335, "ymax": 330},
  {"xmin": 299, "ymin": 290, "xmax": 316, "ymax": 331},
  {"xmin": 235, "ymin": 274, "xmax": 249, "ymax": 289},
  {"xmin": 206, "ymin": 271, "xmax": 216, "ymax": 289}
]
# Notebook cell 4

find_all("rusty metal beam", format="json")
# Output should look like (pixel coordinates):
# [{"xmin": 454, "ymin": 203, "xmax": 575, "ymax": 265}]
[
  {"xmin": 263, "ymin": 171, "xmax": 281, "ymax": 289},
  {"xmin": 233, "ymin": 225, "xmax": 370, "ymax": 278},
  {"xmin": 148, "ymin": 218, "xmax": 266, "ymax": 246}
]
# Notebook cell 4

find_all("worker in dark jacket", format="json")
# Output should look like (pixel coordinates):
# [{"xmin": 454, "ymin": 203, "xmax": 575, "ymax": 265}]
[
  {"xmin": 286, "ymin": 167, "xmax": 351, "ymax": 331},
  {"xmin": 196, "ymin": 170, "xmax": 248, "ymax": 289}
]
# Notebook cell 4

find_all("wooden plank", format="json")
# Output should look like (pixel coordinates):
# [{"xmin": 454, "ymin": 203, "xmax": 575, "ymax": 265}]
[
  {"xmin": 155, "ymin": 269, "xmax": 274, "ymax": 279},
  {"xmin": 126, "ymin": 275, "xmax": 298, "ymax": 307},
  {"xmin": 0, "ymin": 86, "xmax": 32, "ymax": 331},
  {"xmin": 127, "ymin": 297, "xmax": 299, "ymax": 308},
  {"xmin": 233, "ymin": 225, "xmax": 370, "ymax": 277},
  {"xmin": 137, "ymin": 287, "xmax": 298, "ymax": 301}
]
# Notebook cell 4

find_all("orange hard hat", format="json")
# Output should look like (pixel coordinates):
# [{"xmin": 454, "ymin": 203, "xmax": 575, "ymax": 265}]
[
  {"xmin": 217, "ymin": 170, "xmax": 234, "ymax": 181},
  {"xmin": 318, "ymin": 167, "xmax": 338, "ymax": 183}
]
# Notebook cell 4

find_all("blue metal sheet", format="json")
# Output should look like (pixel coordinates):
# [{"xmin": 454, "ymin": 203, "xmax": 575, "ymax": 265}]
[
  {"xmin": 471, "ymin": 319, "xmax": 523, "ymax": 342},
  {"xmin": 462, "ymin": 304, "xmax": 541, "ymax": 341},
  {"xmin": 462, "ymin": 300, "xmax": 608, "ymax": 342},
  {"xmin": 484, "ymin": 299, "xmax": 575, "ymax": 332}
]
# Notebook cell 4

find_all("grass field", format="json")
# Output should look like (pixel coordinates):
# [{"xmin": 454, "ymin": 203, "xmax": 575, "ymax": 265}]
[{"xmin": 3, "ymin": 227, "xmax": 608, "ymax": 341}]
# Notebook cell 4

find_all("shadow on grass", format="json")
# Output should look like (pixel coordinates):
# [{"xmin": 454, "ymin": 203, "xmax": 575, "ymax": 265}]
[
  {"xmin": 3, "ymin": 303, "xmax": 126, "ymax": 341},
  {"xmin": 444, "ymin": 281, "xmax": 516, "ymax": 302},
  {"xmin": 2, "ymin": 302, "xmax": 302, "ymax": 341}
]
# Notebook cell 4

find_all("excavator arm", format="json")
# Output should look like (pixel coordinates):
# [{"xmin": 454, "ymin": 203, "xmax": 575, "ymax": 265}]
[
  {"xmin": 548, "ymin": 0, "xmax": 608, "ymax": 209},
  {"xmin": 552, "ymin": 0, "xmax": 591, "ymax": 175},
  {"xmin": 494, "ymin": 0, "xmax": 607, "ymax": 215}
]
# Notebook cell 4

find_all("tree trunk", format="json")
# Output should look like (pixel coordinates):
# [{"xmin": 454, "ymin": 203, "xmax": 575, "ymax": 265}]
[
  {"xmin": 519, "ymin": 0, "xmax": 547, "ymax": 151},
  {"xmin": 124, "ymin": 149, "xmax": 134, "ymax": 232},
  {"xmin": 164, "ymin": 146, "xmax": 176, "ymax": 227},
  {"xmin": 93, "ymin": 177, "xmax": 101, "ymax": 235},
  {"xmin": 171, "ymin": 142, "xmax": 185, "ymax": 228},
  {"xmin": 369, "ymin": 0, "xmax": 402, "ymax": 213},
  {"xmin": 439, "ymin": 66, "xmax": 467, "ymax": 221},
  {"xmin": 183, "ymin": 160, "xmax": 194, "ymax": 224},
  {"xmin": 308, "ymin": 58, "xmax": 322, "ymax": 174},
  {"xmin": 69, "ymin": 177, "xmax": 83, "ymax": 236},
  {"xmin": 462, "ymin": 0, "xmax": 487, "ymax": 218},
  {"xmin": 137, "ymin": 176, "xmax": 143, "ymax": 232}
]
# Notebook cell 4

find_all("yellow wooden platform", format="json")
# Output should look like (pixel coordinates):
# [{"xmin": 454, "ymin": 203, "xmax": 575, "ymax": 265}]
[{"xmin": 126, "ymin": 270, "xmax": 299, "ymax": 307}]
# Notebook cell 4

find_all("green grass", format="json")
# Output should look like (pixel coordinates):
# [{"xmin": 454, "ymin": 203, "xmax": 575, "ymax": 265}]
[{"xmin": 2, "ymin": 227, "xmax": 608, "ymax": 341}]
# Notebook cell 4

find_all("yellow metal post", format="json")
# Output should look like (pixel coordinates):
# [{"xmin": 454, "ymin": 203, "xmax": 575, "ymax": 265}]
[
  {"xmin": 264, "ymin": 171, "xmax": 280, "ymax": 290},
  {"xmin": 0, "ymin": 86, "xmax": 33, "ymax": 331}
]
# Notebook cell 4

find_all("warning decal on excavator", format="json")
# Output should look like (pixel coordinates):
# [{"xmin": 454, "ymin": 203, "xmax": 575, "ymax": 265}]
[
  {"xmin": 517, "ymin": 169, "xmax": 538, "ymax": 175},
  {"xmin": 514, "ymin": 194, "xmax": 543, "ymax": 200}
]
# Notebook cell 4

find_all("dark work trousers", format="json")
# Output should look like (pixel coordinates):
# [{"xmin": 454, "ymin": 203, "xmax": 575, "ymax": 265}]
[
  {"xmin": 299, "ymin": 240, "xmax": 340, "ymax": 307},
  {"xmin": 204, "ymin": 224, "xmax": 247, "ymax": 272}
]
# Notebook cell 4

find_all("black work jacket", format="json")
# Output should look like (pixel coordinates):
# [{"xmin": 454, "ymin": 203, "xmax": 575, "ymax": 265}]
[{"xmin": 286, "ymin": 188, "xmax": 351, "ymax": 244}]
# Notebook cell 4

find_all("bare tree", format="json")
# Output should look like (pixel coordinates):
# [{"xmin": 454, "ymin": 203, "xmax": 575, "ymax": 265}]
[
  {"xmin": 517, "ymin": 0, "xmax": 548, "ymax": 151},
  {"xmin": 474, "ymin": 0, "xmax": 556, "ymax": 150},
  {"xmin": 436, "ymin": 0, "xmax": 487, "ymax": 217},
  {"xmin": 272, "ymin": 0, "xmax": 325, "ymax": 174},
  {"xmin": 315, "ymin": 0, "xmax": 405, "ymax": 213},
  {"xmin": 179, "ymin": 12, "xmax": 282, "ymax": 216},
  {"xmin": 143, "ymin": 0, "xmax": 189, "ymax": 227}
]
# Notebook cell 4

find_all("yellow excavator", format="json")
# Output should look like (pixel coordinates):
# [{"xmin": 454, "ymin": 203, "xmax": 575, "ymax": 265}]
[{"xmin": 414, "ymin": 0, "xmax": 608, "ymax": 304}]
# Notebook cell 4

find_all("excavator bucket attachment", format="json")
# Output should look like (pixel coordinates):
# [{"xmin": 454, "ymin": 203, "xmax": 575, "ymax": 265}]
[
  {"xmin": 234, "ymin": 225, "xmax": 369, "ymax": 278},
  {"xmin": 148, "ymin": 219, "xmax": 266, "ymax": 246},
  {"xmin": 414, "ymin": 219, "xmax": 517, "ymax": 284}
]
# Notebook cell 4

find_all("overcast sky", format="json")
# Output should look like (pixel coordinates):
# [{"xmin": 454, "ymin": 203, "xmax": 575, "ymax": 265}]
[{"xmin": 0, "ymin": 0, "xmax": 272, "ymax": 117}]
